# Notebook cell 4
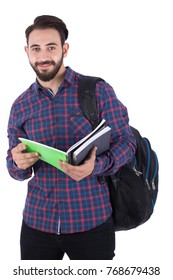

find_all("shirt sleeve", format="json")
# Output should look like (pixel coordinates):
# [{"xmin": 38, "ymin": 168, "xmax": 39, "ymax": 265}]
[
  {"xmin": 6, "ymin": 102, "xmax": 33, "ymax": 181},
  {"xmin": 92, "ymin": 81, "xmax": 136, "ymax": 176}
]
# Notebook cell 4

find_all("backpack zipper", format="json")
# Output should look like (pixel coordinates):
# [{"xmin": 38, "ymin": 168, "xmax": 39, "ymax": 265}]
[
  {"xmin": 57, "ymin": 217, "xmax": 61, "ymax": 235},
  {"xmin": 143, "ymin": 138, "xmax": 151, "ymax": 190},
  {"xmin": 151, "ymin": 151, "xmax": 159, "ymax": 190},
  {"xmin": 143, "ymin": 138, "xmax": 158, "ymax": 191}
]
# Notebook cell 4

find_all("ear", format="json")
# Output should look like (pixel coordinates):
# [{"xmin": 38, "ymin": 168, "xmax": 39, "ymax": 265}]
[
  {"xmin": 24, "ymin": 46, "xmax": 29, "ymax": 56},
  {"xmin": 63, "ymin": 43, "xmax": 69, "ymax": 57}
]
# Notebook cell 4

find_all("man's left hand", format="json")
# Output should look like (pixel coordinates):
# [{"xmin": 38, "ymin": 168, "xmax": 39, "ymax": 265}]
[{"xmin": 58, "ymin": 146, "xmax": 97, "ymax": 181}]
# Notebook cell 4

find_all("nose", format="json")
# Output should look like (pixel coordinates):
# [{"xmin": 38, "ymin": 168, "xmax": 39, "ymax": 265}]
[{"xmin": 36, "ymin": 49, "xmax": 50, "ymax": 61}]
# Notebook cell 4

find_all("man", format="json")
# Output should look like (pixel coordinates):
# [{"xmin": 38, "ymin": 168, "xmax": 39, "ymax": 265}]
[{"xmin": 6, "ymin": 15, "xmax": 136, "ymax": 260}]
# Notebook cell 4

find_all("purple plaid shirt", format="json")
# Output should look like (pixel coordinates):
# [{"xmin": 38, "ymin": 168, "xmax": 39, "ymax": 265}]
[{"xmin": 6, "ymin": 67, "xmax": 136, "ymax": 234}]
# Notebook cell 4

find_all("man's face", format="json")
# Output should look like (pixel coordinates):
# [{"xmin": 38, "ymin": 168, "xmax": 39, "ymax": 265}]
[{"xmin": 25, "ymin": 28, "xmax": 68, "ymax": 82}]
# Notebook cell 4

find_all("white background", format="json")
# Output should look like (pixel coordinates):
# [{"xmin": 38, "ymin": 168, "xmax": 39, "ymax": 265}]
[{"xmin": 0, "ymin": 0, "xmax": 172, "ymax": 279}]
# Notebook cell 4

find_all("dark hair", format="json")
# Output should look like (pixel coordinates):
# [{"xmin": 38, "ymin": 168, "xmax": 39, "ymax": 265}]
[{"xmin": 25, "ymin": 15, "xmax": 69, "ymax": 45}]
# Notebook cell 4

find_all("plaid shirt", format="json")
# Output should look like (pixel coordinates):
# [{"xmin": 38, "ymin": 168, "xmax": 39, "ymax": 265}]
[{"xmin": 6, "ymin": 67, "xmax": 136, "ymax": 234}]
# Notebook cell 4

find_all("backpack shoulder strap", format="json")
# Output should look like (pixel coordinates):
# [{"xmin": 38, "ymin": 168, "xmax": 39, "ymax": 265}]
[
  {"xmin": 78, "ymin": 76, "xmax": 104, "ymax": 129},
  {"xmin": 78, "ymin": 75, "xmax": 105, "ymax": 184}
]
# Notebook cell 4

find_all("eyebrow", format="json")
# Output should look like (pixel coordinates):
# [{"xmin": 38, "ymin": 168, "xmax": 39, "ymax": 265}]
[{"xmin": 30, "ymin": 42, "xmax": 58, "ymax": 48}]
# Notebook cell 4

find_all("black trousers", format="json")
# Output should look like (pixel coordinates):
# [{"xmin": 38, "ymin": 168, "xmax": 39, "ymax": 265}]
[{"xmin": 20, "ymin": 216, "xmax": 115, "ymax": 260}]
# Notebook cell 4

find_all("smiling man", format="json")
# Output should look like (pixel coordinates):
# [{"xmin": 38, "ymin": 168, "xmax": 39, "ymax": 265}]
[{"xmin": 6, "ymin": 15, "xmax": 136, "ymax": 260}]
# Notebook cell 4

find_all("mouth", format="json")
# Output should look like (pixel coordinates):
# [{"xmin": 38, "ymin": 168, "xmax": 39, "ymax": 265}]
[{"xmin": 36, "ymin": 61, "xmax": 55, "ymax": 69}]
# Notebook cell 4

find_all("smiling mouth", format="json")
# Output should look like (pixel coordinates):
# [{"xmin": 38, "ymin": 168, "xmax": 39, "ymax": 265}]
[
  {"xmin": 37, "ymin": 64, "xmax": 54, "ymax": 72},
  {"xmin": 36, "ymin": 61, "xmax": 55, "ymax": 68},
  {"xmin": 39, "ymin": 63, "xmax": 51, "ymax": 69}
]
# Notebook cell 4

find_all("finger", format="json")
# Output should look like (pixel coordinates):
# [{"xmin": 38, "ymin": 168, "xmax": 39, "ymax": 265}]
[
  {"xmin": 19, "ymin": 151, "xmax": 39, "ymax": 159},
  {"xmin": 12, "ymin": 151, "xmax": 39, "ymax": 162},
  {"xmin": 58, "ymin": 161, "xmax": 72, "ymax": 172},
  {"xmin": 19, "ymin": 157, "xmax": 39, "ymax": 165},
  {"xmin": 85, "ymin": 146, "xmax": 97, "ymax": 161},
  {"xmin": 18, "ymin": 143, "xmax": 27, "ymax": 152},
  {"xmin": 18, "ymin": 153, "xmax": 40, "ymax": 162},
  {"xmin": 12, "ymin": 143, "xmax": 26, "ymax": 154},
  {"xmin": 16, "ymin": 156, "xmax": 40, "ymax": 170}
]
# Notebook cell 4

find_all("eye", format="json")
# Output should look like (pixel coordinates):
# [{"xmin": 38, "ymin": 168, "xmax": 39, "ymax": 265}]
[
  {"xmin": 48, "ymin": 46, "xmax": 56, "ymax": 51},
  {"xmin": 31, "ymin": 47, "xmax": 40, "ymax": 52}
]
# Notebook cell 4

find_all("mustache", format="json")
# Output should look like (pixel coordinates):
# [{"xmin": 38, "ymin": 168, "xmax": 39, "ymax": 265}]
[{"xmin": 35, "ymin": 61, "xmax": 55, "ymax": 66}]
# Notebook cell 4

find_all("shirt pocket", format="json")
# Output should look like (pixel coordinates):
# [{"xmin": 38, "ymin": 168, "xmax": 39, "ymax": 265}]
[{"xmin": 69, "ymin": 108, "xmax": 92, "ymax": 141}]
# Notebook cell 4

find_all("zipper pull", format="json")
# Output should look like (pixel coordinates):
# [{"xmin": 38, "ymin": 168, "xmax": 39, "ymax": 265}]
[
  {"xmin": 152, "ymin": 180, "xmax": 156, "ymax": 190},
  {"xmin": 146, "ymin": 179, "xmax": 151, "ymax": 190},
  {"xmin": 133, "ymin": 166, "xmax": 142, "ymax": 176}
]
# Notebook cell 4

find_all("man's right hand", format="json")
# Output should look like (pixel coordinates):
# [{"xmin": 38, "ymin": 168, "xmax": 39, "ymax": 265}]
[{"xmin": 11, "ymin": 143, "xmax": 40, "ymax": 170}]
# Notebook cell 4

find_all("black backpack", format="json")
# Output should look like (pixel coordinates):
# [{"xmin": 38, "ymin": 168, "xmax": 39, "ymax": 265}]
[{"xmin": 78, "ymin": 76, "xmax": 159, "ymax": 231}]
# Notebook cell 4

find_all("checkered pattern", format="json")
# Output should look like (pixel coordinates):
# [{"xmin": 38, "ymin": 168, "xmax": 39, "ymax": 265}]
[{"xmin": 6, "ymin": 67, "xmax": 136, "ymax": 234}]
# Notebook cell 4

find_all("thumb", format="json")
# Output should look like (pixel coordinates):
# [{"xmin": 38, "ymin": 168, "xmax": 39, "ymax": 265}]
[{"xmin": 90, "ymin": 146, "xmax": 97, "ymax": 160}]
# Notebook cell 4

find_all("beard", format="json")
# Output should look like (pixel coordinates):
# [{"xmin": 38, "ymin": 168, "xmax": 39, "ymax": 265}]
[{"xmin": 30, "ymin": 54, "xmax": 64, "ymax": 82}]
